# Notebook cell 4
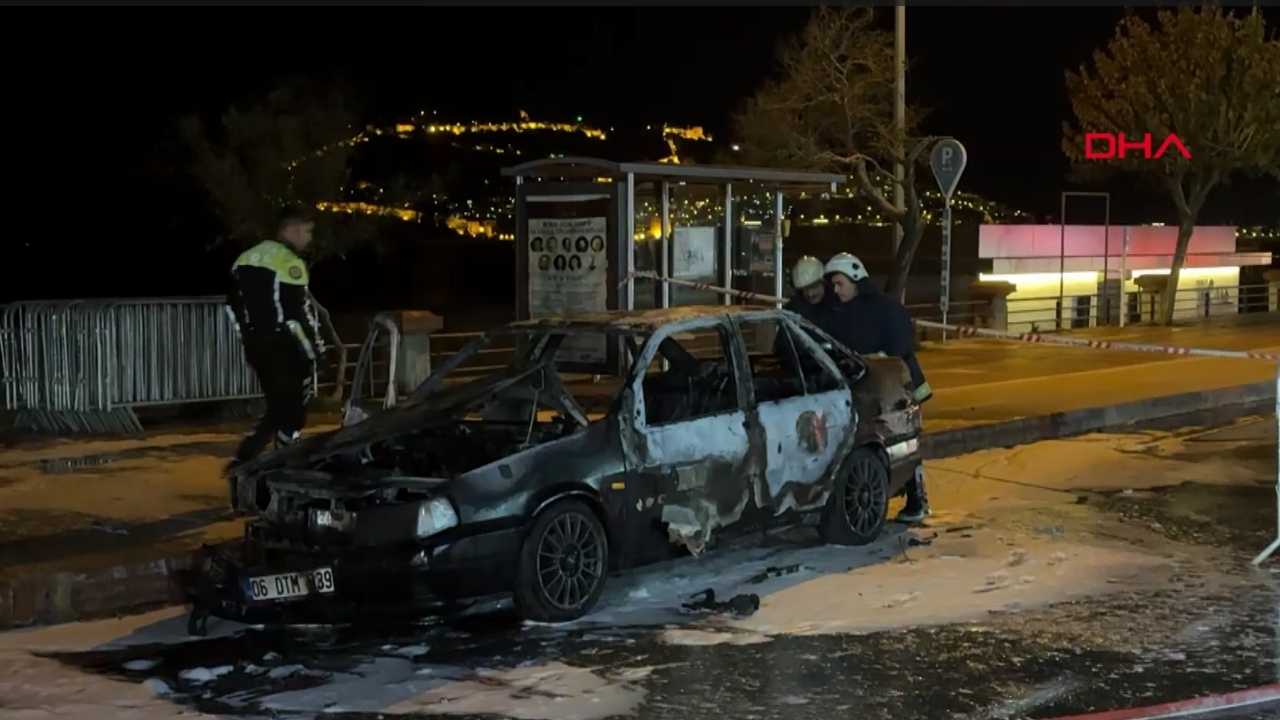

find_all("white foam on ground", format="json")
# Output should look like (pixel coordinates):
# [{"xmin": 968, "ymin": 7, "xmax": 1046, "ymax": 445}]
[
  {"xmin": 0, "ymin": 426, "xmax": 1236, "ymax": 717},
  {"xmin": 254, "ymin": 657, "xmax": 437, "ymax": 713},
  {"xmin": 0, "ymin": 649, "xmax": 222, "ymax": 719},
  {"xmin": 266, "ymin": 664, "xmax": 307, "ymax": 680},
  {"xmin": 178, "ymin": 665, "xmax": 233, "ymax": 684},
  {"xmin": 660, "ymin": 628, "xmax": 771, "ymax": 647},
  {"xmin": 385, "ymin": 660, "xmax": 648, "ymax": 719}
]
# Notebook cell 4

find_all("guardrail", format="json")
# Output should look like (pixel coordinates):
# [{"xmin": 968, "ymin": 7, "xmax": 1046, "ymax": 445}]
[
  {"xmin": 0, "ymin": 296, "xmax": 344, "ymax": 434},
  {"xmin": 1004, "ymin": 283, "xmax": 1275, "ymax": 333}
]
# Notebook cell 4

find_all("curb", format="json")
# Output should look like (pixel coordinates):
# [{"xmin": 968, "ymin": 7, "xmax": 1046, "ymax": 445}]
[
  {"xmin": 0, "ymin": 543, "xmax": 225, "ymax": 631},
  {"xmin": 1, "ymin": 380, "xmax": 1275, "ymax": 631},
  {"xmin": 922, "ymin": 379, "xmax": 1275, "ymax": 459}
]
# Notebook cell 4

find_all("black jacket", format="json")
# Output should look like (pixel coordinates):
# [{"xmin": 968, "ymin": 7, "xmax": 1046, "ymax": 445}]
[
  {"xmin": 820, "ymin": 280, "xmax": 931, "ymax": 402},
  {"xmin": 778, "ymin": 292, "xmax": 831, "ymax": 360},
  {"xmin": 783, "ymin": 291, "xmax": 832, "ymax": 327}
]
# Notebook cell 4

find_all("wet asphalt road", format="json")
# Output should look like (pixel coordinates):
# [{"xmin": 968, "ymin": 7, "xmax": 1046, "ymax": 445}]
[
  {"xmin": 39, "ymin": 538, "xmax": 1280, "ymax": 719},
  {"xmin": 20, "ymin": 416, "xmax": 1280, "ymax": 720}
]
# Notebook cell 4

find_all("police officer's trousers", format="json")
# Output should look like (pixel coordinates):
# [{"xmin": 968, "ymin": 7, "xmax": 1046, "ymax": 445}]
[{"xmin": 234, "ymin": 333, "xmax": 315, "ymax": 465}]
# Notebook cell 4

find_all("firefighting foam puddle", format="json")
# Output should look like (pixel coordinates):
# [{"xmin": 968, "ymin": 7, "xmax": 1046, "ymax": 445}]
[
  {"xmin": 0, "ymin": 523, "xmax": 1145, "ymax": 720},
  {"xmin": 581, "ymin": 519, "xmax": 1172, "ymax": 644},
  {"xmin": 0, "ymin": 607, "xmax": 234, "ymax": 720}
]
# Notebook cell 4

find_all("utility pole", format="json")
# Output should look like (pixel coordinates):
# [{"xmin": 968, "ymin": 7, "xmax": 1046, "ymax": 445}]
[{"xmin": 893, "ymin": 3, "xmax": 906, "ymax": 257}]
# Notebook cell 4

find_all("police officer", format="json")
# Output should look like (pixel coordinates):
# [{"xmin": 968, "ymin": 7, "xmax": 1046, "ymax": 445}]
[
  {"xmin": 822, "ymin": 252, "xmax": 933, "ymax": 522},
  {"xmin": 225, "ymin": 211, "xmax": 326, "ymax": 471}
]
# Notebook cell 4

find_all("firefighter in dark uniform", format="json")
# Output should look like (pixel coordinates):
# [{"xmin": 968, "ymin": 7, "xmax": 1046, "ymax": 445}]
[
  {"xmin": 821, "ymin": 252, "xmax": 933, "ymax": 523},
  {"xmin": 784, "ymin": 255, "xmax": 831, "ymax": 325},
  {"xmin": 776, "ymin": 255, "xmax": 833, "ymax": 375},
  {"xmin": 225, "ymin": 211, "xmax": 326, "ymax": 470}
]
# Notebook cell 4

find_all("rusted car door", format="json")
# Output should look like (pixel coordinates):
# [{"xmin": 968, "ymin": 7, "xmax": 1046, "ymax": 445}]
[
  {"xmin": 734, "ymin": 315, "xmax": 854, "ymax": 514},
  {"xmin": 617, "ymin": 318, "xmax": 753, "ymax": 554}
]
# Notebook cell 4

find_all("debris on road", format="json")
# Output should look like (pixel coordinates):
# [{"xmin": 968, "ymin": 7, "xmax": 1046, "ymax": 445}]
[
  {"xmin": 747, "ymin": 564, "xmax": 805, "ymax": 584},
  {"xmin": 682, "ymin": 589, "xmax": 761, "ymax": 617},
  {"xmin": 908, "ymin": 533, "xmax": 938, "ymax": 547}
]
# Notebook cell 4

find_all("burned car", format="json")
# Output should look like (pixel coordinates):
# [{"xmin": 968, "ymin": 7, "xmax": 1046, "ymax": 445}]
[{"xmin": 193, "ymin": 306, "xmax": 923, "ymax": 629}]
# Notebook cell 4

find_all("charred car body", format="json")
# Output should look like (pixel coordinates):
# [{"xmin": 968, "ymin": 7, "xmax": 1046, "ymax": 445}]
[{"xmin": 192, "ymin": 306, "xmax": 923, "ymax": 629}]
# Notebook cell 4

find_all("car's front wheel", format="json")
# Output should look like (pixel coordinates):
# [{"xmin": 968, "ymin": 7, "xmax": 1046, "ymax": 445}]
[
  {"xmin": 514, "ymin": 499, "xmax": 609, "ymax": 622},
  {"xmin": 820, "ymin": 448, "xmax": 889, "ymax": 546}
]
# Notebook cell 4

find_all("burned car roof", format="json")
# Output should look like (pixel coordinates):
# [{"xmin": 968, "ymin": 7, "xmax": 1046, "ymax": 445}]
[
  {"xmin": 234, "ymin": 305, "xmax": 831, "ymax": 477},
  {"xmin": 509, "ymin": 304, "xmax": 796, "ymax": 333}
]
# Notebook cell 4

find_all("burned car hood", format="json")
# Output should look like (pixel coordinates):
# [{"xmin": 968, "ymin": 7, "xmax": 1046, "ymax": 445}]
[{"xmin": 235, "ymin": 364, "xmax": 548, "ymax": 475}]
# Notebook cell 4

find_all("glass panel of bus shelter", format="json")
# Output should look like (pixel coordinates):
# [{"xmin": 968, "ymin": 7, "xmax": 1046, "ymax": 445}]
[
  {"xmin": 668, "ymin": 183, "xmax": 727, "ymax": 307},
  {"xmin": 631, "ymin": 181, "xmax": 663, "ymax": 310},
  {"xmin": 730, "ymin": 184, "xmax": 783, "ymax": 306}
]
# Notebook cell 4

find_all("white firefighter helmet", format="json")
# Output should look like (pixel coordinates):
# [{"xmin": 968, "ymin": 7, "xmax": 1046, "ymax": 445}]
[
  {"xmin": 791, "ymin": 256, "xmax": 824, "ymax": 289},
  {"xmin": 825, "ymin": 252, "xmax": 869, "ymax": 282}
]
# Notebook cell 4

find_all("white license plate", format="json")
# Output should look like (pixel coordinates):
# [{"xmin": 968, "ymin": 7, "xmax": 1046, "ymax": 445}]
[{"xmin": 246, "ymin": 567, "xmax": 336, "ymax": 602}]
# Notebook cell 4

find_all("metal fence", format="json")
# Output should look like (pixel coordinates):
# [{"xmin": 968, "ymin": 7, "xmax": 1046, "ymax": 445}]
[
  {"xmin": 427, "ymin": 331, "xmax": 517, "ymax": 380},
  {"xmin": 1004, "ymin": 283, "xmax": 1274, "ymax": 333},
  {"xmin": 0, "ymin": 296, "xmax": 344, "ymax": 434}
]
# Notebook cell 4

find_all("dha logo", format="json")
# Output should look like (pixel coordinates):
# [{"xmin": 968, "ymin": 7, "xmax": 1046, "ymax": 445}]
[{"xmin": 1085, "ymin": 133, "xmax": 1191, "ymax": 160}]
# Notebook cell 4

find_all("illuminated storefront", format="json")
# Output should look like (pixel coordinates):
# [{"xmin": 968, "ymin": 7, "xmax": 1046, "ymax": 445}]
[{"xmin": 977, "ymin": 224, "xmax": 1271, "ymax": 331}]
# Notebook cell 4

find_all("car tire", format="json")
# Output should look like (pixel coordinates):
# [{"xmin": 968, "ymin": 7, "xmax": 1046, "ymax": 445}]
[
  {"xmin": 820, "ymin": 447, "xmax": 889, "ymax": 546},
  {"xmin": 513, "ymin": 499, "xmax": 610, "ymax": 623}
]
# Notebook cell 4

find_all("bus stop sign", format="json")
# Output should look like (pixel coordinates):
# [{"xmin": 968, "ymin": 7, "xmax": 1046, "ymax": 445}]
[{"xmin": 930, "ymin": 139, "xmax": 967, "ymax": 201}]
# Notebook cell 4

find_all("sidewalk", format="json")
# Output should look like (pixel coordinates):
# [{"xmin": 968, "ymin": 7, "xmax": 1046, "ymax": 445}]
[
  {"xmin": 3, "ymin": 315, "xmax": 1280, "ymax": 628},
  {"xmin": 920, "ymin": 314, "xmax": 1280, "ymax": 434}
]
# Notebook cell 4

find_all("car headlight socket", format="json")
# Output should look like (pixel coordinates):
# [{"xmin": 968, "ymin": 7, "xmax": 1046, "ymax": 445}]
[
  {"xmin": 416, "ymin": 497, "xmax": 459, "ymax": 538},
  {"xmin": 309, "ymin": 507, "xmax": 356, "ymax": 533}
]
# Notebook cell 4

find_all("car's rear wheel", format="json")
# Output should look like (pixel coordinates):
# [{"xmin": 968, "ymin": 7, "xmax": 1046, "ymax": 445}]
[
  {"xmin": 514, "ymin": 499, "xmax": 609, "ymax": 623},
  {"xmin": 820, "ymin": 448, "xmax": 889, "ymax": 546}
]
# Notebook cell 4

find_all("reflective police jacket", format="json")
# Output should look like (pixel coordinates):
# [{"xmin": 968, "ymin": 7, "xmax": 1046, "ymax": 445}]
[{"xmin": 227, "ymin": 240, "xmax": 325, "ymax": 360}]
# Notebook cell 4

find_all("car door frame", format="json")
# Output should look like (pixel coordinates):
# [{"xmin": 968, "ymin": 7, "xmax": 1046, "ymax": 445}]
[
  {"xmin": 614, "ymin": 314, "xmax": 761, "ymax": 554},
  {"xmin": 728, "ymin": 311, "xmax": 859, "ymax": 516}
]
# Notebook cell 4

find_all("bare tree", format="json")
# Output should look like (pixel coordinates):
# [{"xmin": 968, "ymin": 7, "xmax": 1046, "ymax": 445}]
[
  {"xmin": 180, "ymin": 76, "xmax": 382, "ymax": 258},
  {"xmin": 1064, "ymin": 5, "xmax": 1280, "ymax": 325},
  {"xmin": 734, "ymin": 6, "xmax": 935, "ymax": 301}
]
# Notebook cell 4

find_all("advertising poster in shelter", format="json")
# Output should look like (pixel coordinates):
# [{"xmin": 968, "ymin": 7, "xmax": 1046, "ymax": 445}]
[
  {"xmin": 528, "ymin": 214, "xmax": 609, "ymax": 363},
  {"xmin": 673, "ymin": 227, "xmax": 716, "ymax": 279}
]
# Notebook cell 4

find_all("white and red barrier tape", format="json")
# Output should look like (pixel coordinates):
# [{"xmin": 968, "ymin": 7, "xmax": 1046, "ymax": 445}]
[
  {"xmin": 1041, "ymin": 681, "xmax": 1280, "ymax": 720},
  {"xmin": 621, "ymin": 270, "xmax": 1280, "ymax": 565}
]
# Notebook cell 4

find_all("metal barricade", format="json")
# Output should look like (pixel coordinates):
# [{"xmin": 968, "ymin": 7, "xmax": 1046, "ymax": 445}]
[{"xmin": 0, "ymin": 296, "xmax": 345, "ymax": 434}]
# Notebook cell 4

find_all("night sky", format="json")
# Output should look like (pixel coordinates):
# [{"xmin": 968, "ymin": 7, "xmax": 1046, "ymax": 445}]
[{"xmin": 6, "ymin": 6, "xmax": 1279, "ymax": 302}]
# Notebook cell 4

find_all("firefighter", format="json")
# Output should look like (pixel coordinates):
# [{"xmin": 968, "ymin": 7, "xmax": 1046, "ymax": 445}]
[
  {"xmin": 775, "ymin": 256, "xmax": 831, "ymax": 369},
  {"xmin": 225, "ymin": 211, "xmax": 326, "ymax": 472},
  {"xmin": 822, "ymin": 252, "xmax": 933, "ymax": 522},
  {"xmin": 784, "ymin": 255, "xmax": 830, "ymax": 325}
]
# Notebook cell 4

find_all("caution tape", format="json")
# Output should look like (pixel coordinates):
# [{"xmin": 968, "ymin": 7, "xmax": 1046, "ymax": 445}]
[
  {"xmin": 621, "ymin": 270, "xmax": 1280, "ymax": 362},
  {"xmin": 915, "ymin": 319, "xmax": 1280, "ymax": 362}
]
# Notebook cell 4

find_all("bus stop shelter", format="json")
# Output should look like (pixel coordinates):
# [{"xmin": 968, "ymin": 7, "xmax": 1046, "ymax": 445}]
[{"xmin": 501, "ymin": 157, "xmax": 847, "ymax": 331}]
